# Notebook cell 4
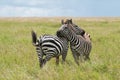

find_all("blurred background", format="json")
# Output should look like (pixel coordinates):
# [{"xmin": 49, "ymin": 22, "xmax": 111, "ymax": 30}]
[{"xmin": 0, "ymin": 0, "xmax": 120, "ymax": 17}]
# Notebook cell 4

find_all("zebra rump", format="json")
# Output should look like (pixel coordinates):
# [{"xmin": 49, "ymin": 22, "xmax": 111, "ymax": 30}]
[{"xmin": 31, "ymin": 30, "xmax": 68, "ymax": 68}]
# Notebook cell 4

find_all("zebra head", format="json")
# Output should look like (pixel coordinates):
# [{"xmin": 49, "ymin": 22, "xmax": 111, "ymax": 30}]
[
  {"xmin": 56, "ymin": 21, "xmax": 78, "ymax": 41},
  {"xmin": 61, "ymin": 19, "xmax": 85, "ymax": 36}
]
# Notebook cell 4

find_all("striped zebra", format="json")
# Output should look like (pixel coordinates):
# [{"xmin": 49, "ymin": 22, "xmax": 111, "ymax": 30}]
[
  {"xmin": 57, "ymin": 21, "xmax": 92, "ymax": 65},
  {"xmin": 31, "ymin": 31, "xmax": 68, "ymax": 68},
  {"xmin": 31, "ymin": 19, "xmax": 85, "ymax": 68}
]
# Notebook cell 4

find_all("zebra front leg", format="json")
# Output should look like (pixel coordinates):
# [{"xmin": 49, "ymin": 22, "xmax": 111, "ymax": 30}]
[
  {"xmin": 72, "ymin": 52, "xmax": 80, "ymax": 65},
  {"xmin": 62, "ymin": 51, "xmax": 67, "ymax": 64},
  {"xmin": 71, "ymin": 48, "xmax": 79, "ymax": 65},
  {"xmin": 73, "ymin": 53, "xmax": 80, "ymax": 65}
]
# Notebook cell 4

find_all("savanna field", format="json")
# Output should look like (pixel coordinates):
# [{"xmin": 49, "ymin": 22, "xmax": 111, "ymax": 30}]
[{"xmin": 0, "ymin": 17, "xmax": 120, "ymax": 80}]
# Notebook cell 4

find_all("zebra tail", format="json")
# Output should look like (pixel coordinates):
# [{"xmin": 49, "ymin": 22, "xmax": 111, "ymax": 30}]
[{"xmin": 31, "ymin": 30, "xmax": 38, "ymax": 46}]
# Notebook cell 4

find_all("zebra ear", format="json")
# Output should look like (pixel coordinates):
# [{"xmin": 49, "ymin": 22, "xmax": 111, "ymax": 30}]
[
  {"xmin": 67, "ymin": 20, "xmax": 71, "ymax": 24},
  {"xmin": 66, "ymin": 19, "xmax": 72, "ymax": 24},
  {"xmin": 61, "ymin": 20, "xmax": 64, "ymax": 24}
]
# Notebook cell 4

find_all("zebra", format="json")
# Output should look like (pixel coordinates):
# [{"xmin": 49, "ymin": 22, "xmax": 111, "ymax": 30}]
[
  {"xmin": 31, "ymin": 31, "xmax": 68, "ymax": 68},
  {"xmin": 56, "ymin": 21, "xmax": 92, "ymax": 65},
  {"xmin": 31, "ymin": 19, "xmax": 85, "ymax": 68}
]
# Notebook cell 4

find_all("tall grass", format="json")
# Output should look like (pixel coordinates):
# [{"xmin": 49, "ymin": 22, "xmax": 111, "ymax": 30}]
[{"xmin": 0, "ymin": 17, "xmax": 120, "ymax": 80}]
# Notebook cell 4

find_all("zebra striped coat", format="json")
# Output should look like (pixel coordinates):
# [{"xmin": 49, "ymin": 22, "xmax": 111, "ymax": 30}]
[
  {"xmin": 57, "ymin": 22, "xmax": 92, "ymax": 65},
  {"xmin": 31, "ymin": 31, "xmax": 68, "ymax": 68}
]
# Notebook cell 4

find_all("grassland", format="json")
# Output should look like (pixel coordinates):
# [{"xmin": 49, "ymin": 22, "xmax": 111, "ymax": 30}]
[{"xmin": 0, "ymin": 17, "xmax": 120, "ymax": 80}]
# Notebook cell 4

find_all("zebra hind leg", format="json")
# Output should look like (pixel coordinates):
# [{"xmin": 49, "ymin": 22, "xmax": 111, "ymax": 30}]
[
  {"xmin": 42, "ymin": 54, "xmax": 54, "ymax": 67},
  {"xmin": 56, "ymin": 56, "xmax": 59, "ymax": 65},
  {"xmin": 39, "ymin": 58, "xmax": 44, "ymax": 68},
  {"xmin": 38, "ymin": 54, "xmax": 44, "ymax": 68},
  {"xmin": 36, "ymin": 47, "xmax": 44, "ymax": 68},
  {"xmin": 84, "ymin": 55, "xmax": 90, "ymax": 61}
]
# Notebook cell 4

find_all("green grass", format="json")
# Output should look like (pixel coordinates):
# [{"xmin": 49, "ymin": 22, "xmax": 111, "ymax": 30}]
[{"xmin": 0, "ymin": 17, "xmax": 120, "ymax": 80}]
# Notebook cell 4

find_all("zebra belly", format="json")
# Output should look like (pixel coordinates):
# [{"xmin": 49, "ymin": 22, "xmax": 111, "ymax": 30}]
[{"xmin": 41, "ymin": 46, "xmax": 61, "ymax": 56}]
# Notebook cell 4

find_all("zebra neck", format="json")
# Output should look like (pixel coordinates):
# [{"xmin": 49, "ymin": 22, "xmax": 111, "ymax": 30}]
[
  {"xmin": 59, "ymin": 37, "xmax": 68, "ymax": 43},
  {"xmin": 70, "ymin": 33, "xmax": 79, "ymax": 44}
]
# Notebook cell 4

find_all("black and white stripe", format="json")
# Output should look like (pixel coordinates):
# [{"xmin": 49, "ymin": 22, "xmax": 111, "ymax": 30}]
[
  {"xmin": 57, "ymin": 21, "xmax": 92, "ymax": 65},
  {"xmin": 31, "ymin": 31, "xmax": 68, "ymax": 68}
]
